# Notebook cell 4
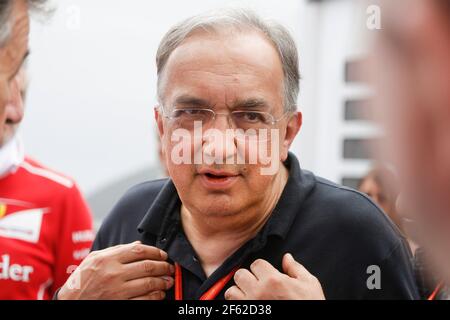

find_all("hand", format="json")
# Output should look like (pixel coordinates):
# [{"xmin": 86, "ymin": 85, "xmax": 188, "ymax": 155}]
[
  {"xmin": 57, "ymin": 241, "xmax": 174, "ymax": 300},
  {"xmin": 225, "ymin": 253, "xmax": 325, "ymax": 300}
]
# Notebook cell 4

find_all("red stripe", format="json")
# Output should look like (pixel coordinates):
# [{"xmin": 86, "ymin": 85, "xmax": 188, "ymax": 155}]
[
  {"xmin": 175, "ymin": 263, "xmax": 183, "ymax": 300},
  {"xmin": 174, "ymin": 263, "xmax": 239, "ymax": 300}
]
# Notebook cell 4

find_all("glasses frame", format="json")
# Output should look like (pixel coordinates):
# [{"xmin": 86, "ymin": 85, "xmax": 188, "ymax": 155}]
[{"xmin": 159, "ymin": 104, "xmax": 292, "ymax": 129}]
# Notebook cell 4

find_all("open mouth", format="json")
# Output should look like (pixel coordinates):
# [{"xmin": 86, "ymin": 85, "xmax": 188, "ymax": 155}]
[
  {"xmin": 198, "ymin": 170, "xmax": 240, "ymax": 189},
  {"xmin": 204, "ymin": 172, "xmax": 233, "ymax": 180}
]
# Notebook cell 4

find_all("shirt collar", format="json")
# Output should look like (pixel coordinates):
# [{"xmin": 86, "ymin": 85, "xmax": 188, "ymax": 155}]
[
  {"xmin": 0, "ymin": 135, "xmax": 25, "ymax": 178},
  {"xmin": 137, "ymin": 152, "xmax": 316, "ymax": 240},
  {"xmin": 137, "ymin": 178, "xmax": 180, "ymax": 236},
  {"xmin": 264, "ymin": 153, "xmax": 316, "ymax": 239}
]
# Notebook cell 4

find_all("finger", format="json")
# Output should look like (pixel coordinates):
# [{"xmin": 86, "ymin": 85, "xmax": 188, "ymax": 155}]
[
  {"xmin": 96, "ymin": 241, "xmax": 138, "ymax": 257},
  {"xmin": 282, "ymin": 253, "xmax": 310, "ymax": 279},
  {"xmin": 249, "ymin": 259, "xmax": 280, "ymax": 281},
  {"xmin": 233, "ymin": 268, "xmax": 258, "ymax": 293},
  {"xmin": 123, "ymin": 260, "xmax": 174, "ymax": 281},
  {"xmin": 224, "ymin": 285, "xmax": 246, "ymax": 300},
  {"xmin": 111, "ymin": 240, "xmax": 143, "ymax": 250},
  {"xmin": 116, "ymin": 242, "xmax": 168, "ymax": 264},
  {"xmin": 130, "ymin": 291, "xmax": 166, "ymax": 300},
  {"xmin": 94, "ymin": 241, "xmax": 132, "ymax": 254},
  {"xmin": 123, "ymin": 276, "xmax": 173, "ymax": 298}
]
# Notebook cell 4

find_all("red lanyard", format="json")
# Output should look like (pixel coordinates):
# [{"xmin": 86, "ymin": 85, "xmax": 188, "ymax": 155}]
[
  {"xmin": 174, "ymin": 262, "xmax": 239, "ymax": 300},
  {"xmin": 428, "ymin": 281, "xmax": 444, "ymax": 300}
]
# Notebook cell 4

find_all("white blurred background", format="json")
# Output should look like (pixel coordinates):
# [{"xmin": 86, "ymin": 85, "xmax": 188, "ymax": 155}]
[{"xmin": 20, "ymin": 0, "xmax": 376, "ymax": 224}]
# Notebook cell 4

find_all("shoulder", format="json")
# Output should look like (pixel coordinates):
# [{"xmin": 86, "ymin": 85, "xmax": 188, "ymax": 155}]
[
  {"xmin": 19, "ymin": 156, "xmax": 76, "ymax": 190},
  {"xmin": 312, "ymin": 176, "xmax": 384, "ymax": 213},
  {"xmin": 94, "ymin": 178, "xmax": 169, "ymax": 247},
  {"xmin": 19, "ymin": 156, "xmax": 90, "ymax": 219},
  {"xmin": 16, "ymin": 157, "xmax": 88, "ymax": 207},
  {"xmin": 301, "ymin": 172, "xmax": 405, "ymax": 256},
  {"xmin": 314, "ymin": 176, "xmax": 397, "ymax": 228},
  {"xmin": 106, "ymin": 178, "xmax": 169, "ymax": 221},
  {"xmin": 286, "ymin": 172, "xmax": 418, "ymax": 299}
]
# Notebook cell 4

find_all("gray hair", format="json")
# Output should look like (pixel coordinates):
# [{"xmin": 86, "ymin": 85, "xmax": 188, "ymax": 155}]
[
  {"xmin": 156, "ymin": 8, "xmax": 300, "ymax": 112},
  {"xmin": 0, "ymin": 0, "xmax": 49, "ymax": 47},
  {"xmin": 0, "ymin": 0, "xmax": 12, "ymax": 46}
]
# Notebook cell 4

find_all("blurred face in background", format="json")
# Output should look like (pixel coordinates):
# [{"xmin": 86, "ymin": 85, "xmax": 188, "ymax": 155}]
[
  {"xmin": 373, "ymin": 0, "xmax": 450, "ymax": 279},
  {"xmin": 0, "ymin": 0, "xmax": 29, "ymax": 146},
  {"xmin": 358, "ymin": 170, "xmax": 401, "ymax": 230}
]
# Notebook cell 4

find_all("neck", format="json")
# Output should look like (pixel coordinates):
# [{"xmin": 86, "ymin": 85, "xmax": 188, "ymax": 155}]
[
  {"xmin": 0, "ymin": 135, "xmax": 23, "ymax": 177},
  {"xmin": 180, "ymin": 164, "xmax": 289, "ymax": 277}
]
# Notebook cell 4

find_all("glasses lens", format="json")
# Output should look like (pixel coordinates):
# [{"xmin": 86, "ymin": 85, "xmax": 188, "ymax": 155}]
[
  {"xmin": 170, "ymin": 109, "xmax": 213, "ymax": 129},
  {"xmin": 167, "ymin": 108, "xmax": 277, "ymax": 141},
  {"xmin": 232, "ymin": 111, "xmax": 273, "ymax": 129}
]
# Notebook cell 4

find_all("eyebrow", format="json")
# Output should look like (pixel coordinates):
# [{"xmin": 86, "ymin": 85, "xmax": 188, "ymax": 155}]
[
  {"xmin": 231, "ymin": 98, "xmax": 269, "ymax": 110},
  {"xmin": 174, "ymin": 95, "xmax": 211, "ymax": 108},
  {"xmin": 10, "ymin": 49, "xmax": 30, "ymax": 81},
  {"xmin": 173, "ymin": 95, "xmax": 270, "ymax": 110}
]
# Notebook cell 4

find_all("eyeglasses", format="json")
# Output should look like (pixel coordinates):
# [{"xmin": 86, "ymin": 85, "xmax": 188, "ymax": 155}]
[{"xmin": 159, "ymin": 105, "xmax": 290, "ymax": 137}]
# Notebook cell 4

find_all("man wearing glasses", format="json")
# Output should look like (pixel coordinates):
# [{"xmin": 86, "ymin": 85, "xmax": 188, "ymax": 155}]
[{"xmin": 57, "ymin": 9, "xmax": 419, "ymax": 300}]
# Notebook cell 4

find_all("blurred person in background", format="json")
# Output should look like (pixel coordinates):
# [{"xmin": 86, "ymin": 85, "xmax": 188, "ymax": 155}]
[
  {"xmin": 358, "ymin": 164, "xmax": 402, "ymax": 231},
  {"xmin": 397, "ymin": 194, "xmax": 442, "ymax": 300},
  {"xmin": 0, "ymin": 0, "xmax": 94, "ymax": 300},
  {"xmin": 373, "ymin": 0, "xmax": 450, "ymax": 300},
  {"xmin": 359, "ymin": 166, "xmax": 439, "ymax": 299}
]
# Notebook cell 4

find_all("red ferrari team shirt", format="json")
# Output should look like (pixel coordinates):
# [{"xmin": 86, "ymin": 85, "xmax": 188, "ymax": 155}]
[{"xmin": 0, "ymin": 156, "xmax": 93, "ymax": 300}]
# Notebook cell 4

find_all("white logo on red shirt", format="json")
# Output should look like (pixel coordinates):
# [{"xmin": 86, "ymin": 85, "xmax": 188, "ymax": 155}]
[
  {"xmin": 0, "ymin": 254, "xmax": 34, "ymax": 282},
  {"xmin": 72, "ymin": 229, "xmax": 95, "ymax": 243},
  {"xmin": 0, "ymin": 208, "xmax": 47, "ymax": 243}
]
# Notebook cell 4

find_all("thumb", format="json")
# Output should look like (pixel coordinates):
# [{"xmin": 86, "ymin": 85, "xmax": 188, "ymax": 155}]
[{"xmin": 282, "ymin": 253, "xmax": 309, "ymax": 279}]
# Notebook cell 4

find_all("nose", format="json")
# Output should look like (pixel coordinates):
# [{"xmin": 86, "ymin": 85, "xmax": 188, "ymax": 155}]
[
  {"xmin": 5, "ymin": 78, "xmax": 24, "ymax": 125},
  {"xmin": 211, "ymin": 113, "xmax": 233, "ymax": 131},
  {"xmin": 203, "ymin": 114, "xmax": 237, "ymax": 164}
]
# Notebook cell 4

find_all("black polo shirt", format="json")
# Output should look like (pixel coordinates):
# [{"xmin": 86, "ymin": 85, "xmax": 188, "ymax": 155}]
[{"xmin": 92, "ymin": 153, "xmax": 419, "ymax": 300}]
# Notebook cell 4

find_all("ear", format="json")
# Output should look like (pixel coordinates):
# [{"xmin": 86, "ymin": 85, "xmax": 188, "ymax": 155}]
[
  {"xmin": 154, "ymin": 106, "xmax": 164, "ymax": 139},
  {"xmin": 281, "ymin": 111, "xmax": 302, "ymax": 161}
]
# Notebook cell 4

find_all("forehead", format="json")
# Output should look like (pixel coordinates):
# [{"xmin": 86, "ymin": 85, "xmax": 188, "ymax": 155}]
[
  {"xmin": 161, "ymin": 30, "xmax": 284, "ymax": 105},
  {"xmin": 0, "ymin": 0, "xmax": 29, "ymax": 76},
  {"xmin": 10, "ymin": 0, "xmax": 30, "ymax": 37}
]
